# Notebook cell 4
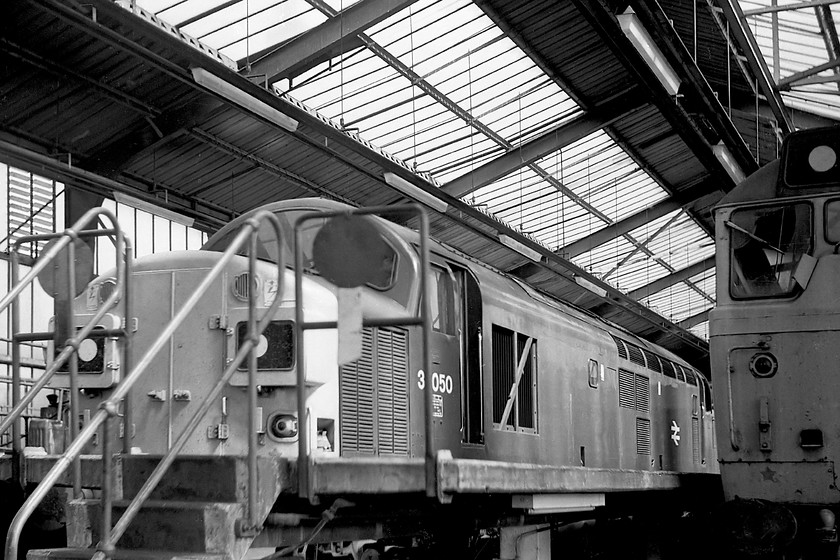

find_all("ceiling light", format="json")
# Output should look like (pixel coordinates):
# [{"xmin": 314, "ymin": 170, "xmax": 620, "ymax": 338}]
[
  {"xmin": 574, "ymin": 274, "xmax": 608, "ymax": 298},
  {"xmin": 712, "ymin": 142, "xmax": 746, "ymax": 184},
  {"xmin": 191, "ymin": 67, "xmax": 298, "ymax": 132},
  {"xmin": 498, "ymin": 234, "xmax": 542, "ymax": 262},
  {"xmin": 617, "ymin": 9, "xmax": 681, "ymax": 96},
  {"xmin": 382, "ymin": 172, "xmax": 448, "ymax": 213},
  {"xmin": 113, "ymin": 192, "xmax": 194, "ymax": 227}
]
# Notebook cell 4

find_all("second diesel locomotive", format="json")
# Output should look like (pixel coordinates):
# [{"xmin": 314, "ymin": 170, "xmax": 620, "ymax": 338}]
[
  {"xmin": 710, "ymin": 126, "xmax": 840, "ymax": 559},
  {"xmin": 20, "ymin": 197, "xmax": 718, "ymax": 557}
]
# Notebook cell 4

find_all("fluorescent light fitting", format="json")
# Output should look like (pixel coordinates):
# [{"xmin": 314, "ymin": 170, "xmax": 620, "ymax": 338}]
[
  {"xmin": 191, "ymin": 67, "xmax": 298, "ymax": 132},
  {"xmin": 113, "ymin": 192, "xmax": 195, "ymax": 227},
  {"xmin": 712, "ymin": 142, "xmax": 746, "ymax": 184},
  {"xmin": 617, "ymin": 10, "xmax": 681, "ymax": 96},
  {"xmin": 383, "ymin": 172, "xmax": 448, "ymax": 213},
  {"xmin": 498, "ymin": 234, "xmax": 542, "ymax": 262},
  {"xmin": 573, "ymin": 274, "xmax": 608, "ymax": 298}
]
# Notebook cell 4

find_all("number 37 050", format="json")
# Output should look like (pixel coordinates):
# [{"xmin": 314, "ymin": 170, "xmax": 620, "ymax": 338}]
[{"xmin": 417, "ymin": 370, "xmax": 453, "ymax": 394}]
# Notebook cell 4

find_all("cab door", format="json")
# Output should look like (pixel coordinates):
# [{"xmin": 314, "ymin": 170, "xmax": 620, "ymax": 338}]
[{"xmin": 418, "ymin": 261, "xmax": 462, "ymax": 452}]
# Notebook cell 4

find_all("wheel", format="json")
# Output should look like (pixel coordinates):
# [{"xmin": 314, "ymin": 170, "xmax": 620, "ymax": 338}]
[{"xmin": 360, "ymin": 546, "xmax": 382, "ymax": 560}]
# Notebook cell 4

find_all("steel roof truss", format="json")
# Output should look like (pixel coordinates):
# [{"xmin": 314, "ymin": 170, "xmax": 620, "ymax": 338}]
[{"xmin": 245, "ymin": 0, "xmax": 421, "ymax": 83}]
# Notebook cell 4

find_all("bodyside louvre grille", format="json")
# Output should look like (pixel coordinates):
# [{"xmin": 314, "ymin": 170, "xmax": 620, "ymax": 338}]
[
  {"xmin": 375, "ymin": 328, "xmax": 409, "ymax": 456},
  {"xmin": 692, "ymin": 418, "xmax": 701, "ymax": 464},
  {"xmin": 339, "ymin": 327, "xmax": 409, "ymax": 456},
  {"xmin": 627, "ymin": 343, "xmax": 646, "ymax": 367},
  {"xmin": 618, "ymin": 368, "xmax": 635, "ymax": 409},
  {"xmin": 635, "ymin": 374, "xmax": 650, "ymax": 413},
  {"xmin": 611, "ymin": 335, "xmax": 627, "ymax": 359},
  {"xmin": 642, "ymin": 349, "xmax": 662, "ymax": 373},
  {"xmin": 339, "ymin": 330, "xmax": 375, "ymax": 455},
  {"xmin": 636, "ymin": 417, "xmax": 651, "ymax": 455}
]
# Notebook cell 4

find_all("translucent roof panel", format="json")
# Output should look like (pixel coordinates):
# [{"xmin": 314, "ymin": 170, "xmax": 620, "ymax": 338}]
[
  {"xmin": 640, "ymin": 268, "xmax": 716, "ymax": 324},
  {"xmin": 149, "ymin": 1, "xmax": 328, "ymax": 62},
  {"xmin": 131, "ymin": 0, "xmax": 719, "ymax": 339},
  {"xmin": 281, "ymin": 0, "xmax": 580, "ymax": 180},
  {"xmin": 740, "ymin": 1, "xmax": 840, "ymax": 120}
]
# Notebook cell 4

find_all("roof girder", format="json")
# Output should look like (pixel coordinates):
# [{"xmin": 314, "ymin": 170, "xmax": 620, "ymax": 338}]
[
  {"xmin": 442, "ymin": 90, "xmax": 648, "ymax": 198},
  {"xmin": 627, "ymin": 255, "xmax": 715, "ymax": 301},
  {"xmin": 243, "ymin": 0, "xmax": 418, "ymax": 82},
  {"xmin": 713, "ymin": 0, "xmax": 794, "ymax": 134}
]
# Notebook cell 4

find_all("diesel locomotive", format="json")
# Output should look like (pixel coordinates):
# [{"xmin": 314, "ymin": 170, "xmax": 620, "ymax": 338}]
[
  {"xmin": 7, "ymin": 196, "xmax": 718, "ymax": 558},
  {"xmin": 710, "ymin": 126, "xmax": 840, "ymax": 559}
]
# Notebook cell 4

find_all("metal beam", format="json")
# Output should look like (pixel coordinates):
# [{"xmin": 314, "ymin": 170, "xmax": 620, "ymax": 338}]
[
  {"xmin": 244, "ymin": 0, "xmax": 419, "ymax": 82},
  {"xmin": 0, "ymin": 139, "xmax": 230, "ymax": 230},
  {"xmin": 815, "ymin": 4, "xmax": 840, "ymax": 92},
  {"xmin": 678, "ymin": 308, "xmax": 711, "ymax": 330},
  {"xmin": 779, "ymin": 56, "xmax": 840, "ymax": 89},
  {"xmin": 629, "ymin": 1, "xmax": 758, "ymax": 171},
  {"xmin": 442, "ymin": 92, "xmax": 648, "ymax": 198},
  {"xmin": 744, "ymin": 0, "xmax": 840, "ymax": 17},
  {"xmin": 714, "ymin": 0, "xmax": 794, "ymax": 134},
  {"xmin": 627, "ymin": 256, "xmax": 715, "ymax": 301},
  {"xmin": 572, "ymin": 0, "xmax": 749, "ymax": 190},
  {"xmin": 559, "ymin": 179, "xmax": 722, "ymax": 259}
]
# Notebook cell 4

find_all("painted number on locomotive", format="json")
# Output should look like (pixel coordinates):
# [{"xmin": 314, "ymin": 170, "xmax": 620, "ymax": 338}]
[{"xmin": 417, "ymin": 370, "xmax": 453, "ymax": 394}]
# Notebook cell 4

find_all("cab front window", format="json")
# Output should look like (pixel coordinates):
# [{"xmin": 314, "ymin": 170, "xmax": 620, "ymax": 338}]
[{"xmin": 728, "ymin": 203, "xmax": 812, "ymax": 299}]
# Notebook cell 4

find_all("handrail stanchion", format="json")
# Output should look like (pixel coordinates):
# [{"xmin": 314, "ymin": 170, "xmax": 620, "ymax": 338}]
[
  {"xmin": 99, "ymin": 406, "xmax": 115, "ymax": 558},
  {"xmin": 122, "ymin": 238, "xmax": 134, "ymax": 455},
  {"xmin": 10, "ymin": 250, "xmax": 22, "ymax": 488},
  {"xmin": 66, "ymin": 234, "xmax": 82, "ymax": 498},
  {"xmin": 247, "ymin": 230, "xmax": 260, "ymax": 532},
  {"xmin": 293, "ymin": 224, "xmax": 307, "ymax": 500},
  {"xmin": 417, "ymin": 210, "xmax": 435, "ymax": 499}
]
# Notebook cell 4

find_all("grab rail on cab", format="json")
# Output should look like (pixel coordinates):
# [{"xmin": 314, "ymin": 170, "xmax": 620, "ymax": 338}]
[
  {"xmin": 292, "ymin": 204, "xmax": 437, "ymax": 501},
  {"xmin": 3, "ymin": 210, "xmax": 286, "ymax": 560}
]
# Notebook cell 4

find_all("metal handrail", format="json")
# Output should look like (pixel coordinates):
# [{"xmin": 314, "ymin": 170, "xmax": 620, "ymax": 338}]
[
  {"xmin": 104, "ymin": 211, "xmax": 285, "ymax": 551},
  {"xmin": 292, "ymin": 204, "xmax": 436, "ymax": 501},
  {"xmin": 4, "ymin": 210, "xmax": 285, "ymax": 560},
  {"xmin": 0, "ymin": 208, "xmax": 128, "ymax": 494}
]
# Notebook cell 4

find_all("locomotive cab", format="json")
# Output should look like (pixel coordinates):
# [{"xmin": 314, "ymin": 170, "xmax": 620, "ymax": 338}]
[{"xmin": 710, "ymin": 126, "xmax": 840, "ymax": 555}]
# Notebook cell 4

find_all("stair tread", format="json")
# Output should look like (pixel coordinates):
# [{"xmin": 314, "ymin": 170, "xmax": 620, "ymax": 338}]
[
  {"xmin": 74, "ymin": 499, "xmax": 245, "ymax": 508},
  {"xmin": 27, "ymin": 548, "xmax": 228, "ymax": 560}
]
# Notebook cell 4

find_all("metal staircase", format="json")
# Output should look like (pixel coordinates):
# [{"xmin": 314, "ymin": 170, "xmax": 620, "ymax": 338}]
[{"xmin": 1, "ymin": 209, "xmax": 289, "ymax": 560}]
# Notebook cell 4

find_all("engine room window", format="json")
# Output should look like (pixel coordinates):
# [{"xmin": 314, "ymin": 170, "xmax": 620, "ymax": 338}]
[
  {"xmin": 728, "ymin": 203, "xmax": 812, "ymax": 299},
  {"xmin": 491, "ymin": 325, "xmax": 537, "ymax": 432}
]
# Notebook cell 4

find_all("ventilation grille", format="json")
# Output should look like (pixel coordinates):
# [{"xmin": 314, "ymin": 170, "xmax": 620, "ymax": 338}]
[
  {"xmin": 627, "ymin": 344, "xmax": 645, "ymax": 366},
  {"xmin": 339, "ymin": 327, "xmax": 409, "ymax": 456},
  {"xmin": 661, "ymin": 360, "xmax": 676, "ymax": 378},
  {"xmin": 339, "ymin": 331, "xmax": 375, "ymax": 455},
  {"xmin": 636, "ymin": 418, "xmax": 651, "ymax": 455},
  {"xmin": 619, "ymin": 369, "xmax": 635, "ymax": 409},
  {"xmin": 642, "ymin": 349, "xmax": 661, "ymax": 373},
  {"xmin": 635, "ymin": 374, "xmax": 649, "ymax": 413},
  {"xmin": 611, "ymin": 335, "xmax": 627, "ymax": 359},
  {"xmin": 692, "ymin": 418, "xmax": 701, "ymax": 464},
  {"xmin": 683, "ymin": 367, "xmax": 698, "ymax": 386},
  {"xmin": 233, "ymin": 273, "xmax": 251, "ymax": 300},
  {"xmin": 375, "ymin": 328, "xmax": 410, "ymax": 455}
]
